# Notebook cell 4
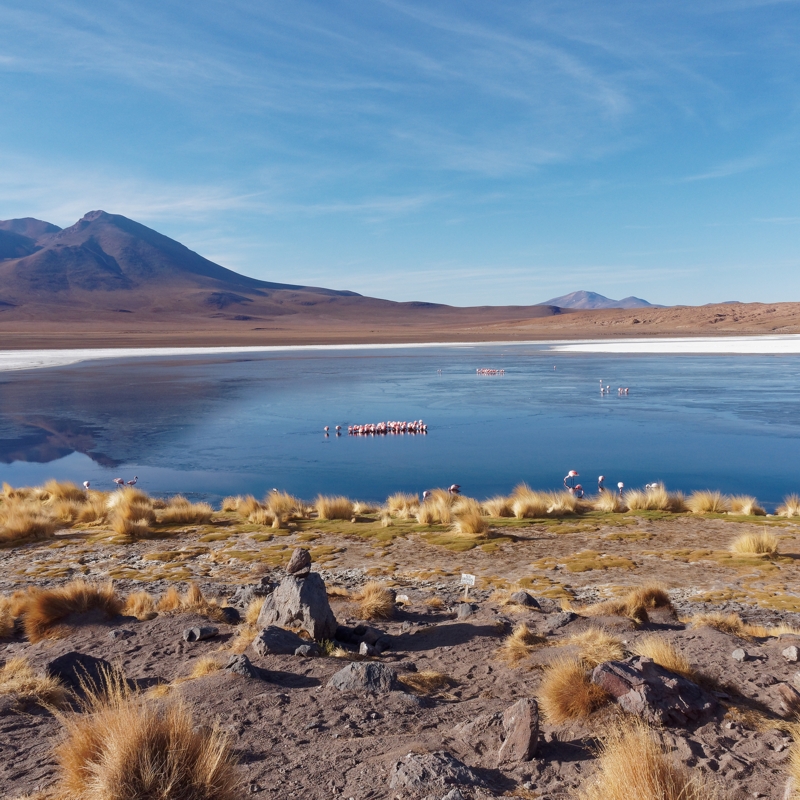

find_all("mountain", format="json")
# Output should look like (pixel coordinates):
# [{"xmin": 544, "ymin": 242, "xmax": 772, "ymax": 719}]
[
  {"xmin": 0, "ymin": 210, "xmax": 564, "ymax": 333},
  {"xmin": 541, "ymin": 290, "xmax": 661, "ymax": 310}
]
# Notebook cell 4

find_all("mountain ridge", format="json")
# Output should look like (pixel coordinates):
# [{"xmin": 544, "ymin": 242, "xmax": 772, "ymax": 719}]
[{"xmin": 541, "ymin": 290, "xmax": 662, "ymax": 310}]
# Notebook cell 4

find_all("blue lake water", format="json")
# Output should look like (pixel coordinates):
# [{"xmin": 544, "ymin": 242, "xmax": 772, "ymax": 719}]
[{"xmin": 0, "ymin": 344, "xmax": 798, "ymax": 508}]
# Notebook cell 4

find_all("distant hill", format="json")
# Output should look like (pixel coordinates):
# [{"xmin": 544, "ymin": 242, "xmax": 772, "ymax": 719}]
[{"xmin": 541, "ymin": 290, "xmax": 662, "ymax": 310}]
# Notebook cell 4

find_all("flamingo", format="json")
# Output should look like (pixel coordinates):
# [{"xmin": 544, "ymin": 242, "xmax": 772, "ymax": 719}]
[
  {"xmin": 113, "ymin": 478, "xmax": 124, "ymax": 488},
  {"xmin": 127, "ymin": 476, "xmax": 138, "ymax": 486},
  {"xmin": 83, "ymin": 481, "xmax": 90, "ymax": 491},
  {"xmin": 598, "ymin": 475, "xmax": 605, "ymax": 493},
  {"xmin": 617, "ymin": 481, "xmax": 624, "ymax": 497},
  {"xmin": 573, "ymin": 483, "xmax": 584, "ymax": 499},
  {"xmin": 324, "ymin": 426, "xmax": 329, "ymax": 433},
  {"xmin": 564, "ymin": 470, "xmax": 579, "ymax": 491},
  {"xmin": 448, "ymin": 484, "xmax": 461, "ymax": 495},
  {"xmin": 422, "ymin": 490, "xmax": 432, "ymax": 501}
]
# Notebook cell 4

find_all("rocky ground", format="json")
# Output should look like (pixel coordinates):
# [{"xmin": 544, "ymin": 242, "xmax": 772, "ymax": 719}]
[{"xmin": 3, "ymin": 511, "xmax": 800, "ymax": 799}]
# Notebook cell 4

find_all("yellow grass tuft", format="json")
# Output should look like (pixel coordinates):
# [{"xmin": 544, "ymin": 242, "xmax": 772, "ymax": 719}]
[
  {"xmin": 567, "ymin": 628, "xmax": 625, "ymax": 668},
  {"xmin": 578, "ymin": 719, "xmax": 719, "ymax": 800},
  {"xmin": 631, "ymin": 635, "xmax": 694, "ymax": 679},
  {"xmin": 690, "ymin": 611, "xmax": 746, "ymax": 637},
  {"xmin": 22, "ymin": 580, "xmax": 122, "ymax": 642},
  {"xmin": 482, "ymin": 495, "xmax": 513, "ymax": 517},
  {"xmin": 160, "ymin": 496, "xmax": 214, "ymax": 525},
  {"xmin": 415, "ymin": 504, "xmax": 438, "ymax": 525},
  {"xmin": 386, "ymin": 492, "xmax": 419, "ymax": 518},
  {"xmin": 189, "ymin": 656, "xmax": 222, "ymax": 679},
  {"xmin": 123, "ymin": 591, "xmax": 158, "ymax": 621},
  {"xmin": 538, "ymin": 657, "xmax": 609, "ymax": 724},
  {"xmin": 730, "ymin": 530, "xmax": 778, "ymax": 556},
  {"xmin": 779, "ymin": 494, "xmax": 800, "ymax": 518},
  {"xmin": 578, "ymin": 584, "xmax": 672, "ymax": 625},
  {"xmin": 511, "ymin": 484, "xmax": 554, "ymax": 518},
  {"xmin": 729, "ymin": 495, "xmax": 766, "ymax": 516},
  {"xmin": 498, "ymin": 622, "xmax": 545, "ymax": 665},
  {"xmin": 0, "ymin": 656, "xmax": 67, "ymax": 707},
  {"xmin": 315, "ymin": 495, "xmax": 354, "ymax": 520},
  {"xmin": 0, "ymin": 500, "xmax": 58, "ymax": 543},
  {"xmin": 266, "ymin": 491, "xmax": 305, "ymax": 519},
  {"xmin": 41, "ymin": 479, "xmax": 87, "ymax": 503},
  {"xmin": 0, "ymin": 595, "xmax": 15, "ymax": 637},
  {"xmin": 353, "ymin": 501, "xmax": 379, "ymax": 515},
  {"xmin": 355, "ymin": 581, "xmax": 395, "ymax": 620},
  {"xmin": 593, "ymin": 492, "xmax": 625, "ymax": 512},
  {"xmin": 623, "ymin": 485, "xmax": 686, "ymax": 512},
  {"xmin": 398, "ymin": 670, "xmax": 455, "ymax": 695},
  {"xmin": 686, "ymin": 490, "xmax": 730, "ymax": 514},
  {"xmin": 452, "ymin": 503, "xmax": 489, "ymax": 536},
  {"xmin": 236, "ymin": 495, "xmax": 261, "ymax": 518},
  {"xmin": 77, "ymin": 491, "xmax": 109, "ymax": 523},
  {"xmin": 54, "ymin": 676, "xmax": 239, "ymax": 800},
  {"xmin": 107, "ymin": 487, "xmax": 156, "ymax": 537},
  {"xmin": 626, "ymin": 584, "xmax": 674, "ymax": 612},
  {"xmin": 157, "ymin": 586, "xmax": 182, "ymax": 612},
  {"xmin": 220, "ymin": 495, "xmax": 241, "ymax": 512},
  {"xmin": 248, "ymin": 506, "xmax": 277, "ymax": 526},
  {"xmin": 244, "ymin": 597, "xmax": 266, "ymax": 625}
]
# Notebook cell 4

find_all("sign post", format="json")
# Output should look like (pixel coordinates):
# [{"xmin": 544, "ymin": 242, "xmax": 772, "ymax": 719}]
[{"xmin": 460, "ymin": 573, "xmax": 476, "ymax": 601}]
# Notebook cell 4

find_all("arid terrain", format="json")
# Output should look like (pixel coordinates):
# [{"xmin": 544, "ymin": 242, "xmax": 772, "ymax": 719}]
[{"xmin": 3, "ymin": 485, "xmax": 800, "ymax": 798}]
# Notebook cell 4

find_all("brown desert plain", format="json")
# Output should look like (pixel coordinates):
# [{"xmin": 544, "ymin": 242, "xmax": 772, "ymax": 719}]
[{"xmin": 4, "ymin": 212, "xmax": 800, "ymax": 800}]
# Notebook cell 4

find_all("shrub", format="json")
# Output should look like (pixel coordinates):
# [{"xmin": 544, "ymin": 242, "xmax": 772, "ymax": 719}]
[
  {"xmin": 689, "ymin": 611, "xmax": 746, "ymax": 637},
  {"xmin": 482, "ymin": 495, "xmax": 513, "ymax": 517},
  {"xmin": 498, "ymin": 623, "xmax": 544, "ymax": 665},
  {"xmin": 0, "ymin": 656, "xmax": 67, "ymax": 708},
  {"xmin": 577, "ymin": 585, "xmax": 671, "ymax": 624},
  {"xmin": 41, "ymin": 480, "xmax": 87, "ymax": 503},
  {"xmin": 316, "ymin": 495, "xmax": 354, "ymax": 520},
  {"xmin": 566, "ymin": 628, "xmax": 625, "ymax": 668},
  {"xmin": 123, "ymin": 591, "xmax": 158, "ymax": 620},
  {"xmin": 355, "ymin": 581, "xmax": 395, "ymax": 620},
  {"xmin": 54, "ymin": 677, "xmax": 239, "ymax": 800},
  {"xmin": 593, "ymin": 492, "xmax": 625, "ymax": 512},
  {"xmin": 23, "ymin": 580, "xmax": 122, "ymax": 642},
  {"xmin": 159, "ymin": 496, "xmax": 214, "ymax": 525},
  {"xmin": 220, "ymin": 495, "xmax": 241, "ymax": 512},
  {"xmin": 353, "ymin": 501, "xmax": 379, "ymax": 515},
  {"xmin": 51, "ymin": 498, "xmax": 85, "ymax": 524},
  {"xmin": 108, "ymin": 487, "xmax": 156, "ymax": 537},
  {"xmin": 624, "ymin": 486, "xmax": 686, "ymax": 512},
  {"xmin": 511, "ymin": 484, "xmax": 552, "ymax": 518},
  {"xmin": 78, "ymin": 491, "xmax": 109, "ymax": 523},
  {"xmin": 730, "ymin": 530, "xmax": 778, "ymax": 556},
  {"xmin": 415, "ymin": 504, "xmax": 438, "ymax": 525},
  {"xmin": 778, "ymin": 494, "xmax": 800, "ymax": 517},
  {"xmin": 578, "ymin": 719, "xmax": 717, "ymax": 800},
  {"xmin": 631, "ymin": 635, "xmax": 693, "ymax": 679},
  {"xmin": 267, "ymin": 491, "xmax": 305, "ymax": 518},
  {"xmin": 729, "ymin": 495, "xmax": 766, "ymax": 516},
  {"xmin": 626, "ymin": 584, "xmax": 673, "ymax": 612},
  {"xmin": 111, "ymin": 516, "xmax": 152, "ymax": 537},
  {"xmin": 386, "ymin": 492, "xmax": 419, "ymax": 518},
  {"xmin": 452, "ymin": 503, "xmax": 489, "ymax": 536},
  {"xmin": 538, "ymin": 657, "xmax": 608, "ymax": 723},
  {"xmin": 686, "ymin": 490, "xmax": 730, "ymax": 514},
  {"xmin": 236, "ymin": 495, "xmax": 261, "ymax": 518},
  {"xmin": 0, "ymin": 502, "xmax": 58, "ymax": 543}
]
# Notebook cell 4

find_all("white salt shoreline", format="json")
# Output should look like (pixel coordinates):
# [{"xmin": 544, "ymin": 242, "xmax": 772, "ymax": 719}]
[{"xmin": 1, "ymin": 334, "xmax": 800, "ymax": 372}]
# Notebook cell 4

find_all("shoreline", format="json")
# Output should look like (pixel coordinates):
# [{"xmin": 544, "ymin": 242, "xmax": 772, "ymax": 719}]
[{"xmin": 2, "ymin": 334, "xmax": 800, "ymax": 372}]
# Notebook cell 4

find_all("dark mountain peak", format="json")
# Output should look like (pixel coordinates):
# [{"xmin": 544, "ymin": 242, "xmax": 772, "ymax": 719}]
[
  {"xmin": 0, "ymin": 217, "xmax": 62, "ymax": 240},
  {"xmin": 541, "ymin": 290, "xmax": 662, "ymax": 310}
]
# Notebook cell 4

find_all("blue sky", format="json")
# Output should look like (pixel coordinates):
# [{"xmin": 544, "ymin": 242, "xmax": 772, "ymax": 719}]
[{"xmin": 1, "ymin": 1, "xmax": 799, "ymax": 306}]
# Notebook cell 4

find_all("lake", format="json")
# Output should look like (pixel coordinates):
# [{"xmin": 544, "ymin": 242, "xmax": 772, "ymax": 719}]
[{"xmin": 0, "ymin": 342, "xmax": 798, "ymax": 508}]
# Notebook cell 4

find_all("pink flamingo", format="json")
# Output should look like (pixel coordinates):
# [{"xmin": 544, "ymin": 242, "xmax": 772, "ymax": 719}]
[
  {"xmin": 83, "ymin": 481, "xmax": 90, "ymax": 491},
  {"xmin": 449, "ymin": 484, "xmax": 461, "ymax": 495},
  {"xmin": 564, "ymin": 470, "xmax": 579, "ymax": 491},
  {"xmin": 598, "ymin": 475, "xmax": 605, "ymax": 493},
  {"xmin": 127, "ymin": 476, "xmax": 138, "ymax": 486},
  {"xmin": 617, "ymin": 481, "xmax": 624, "ymax": 497},
  {"xmin": 113, "ymin": 478, "xmax": 124, "ymax": 488}
]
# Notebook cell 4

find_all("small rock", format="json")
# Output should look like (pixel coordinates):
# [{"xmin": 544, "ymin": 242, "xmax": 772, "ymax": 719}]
[
  {"xmin": 257, "ymin": 573, "xmax": 337, "ymax": 640},
  {"xmin": 182, "ymin": 626, "xmax": 218, "ymax": 643},
  {"xmin": 108, "ymin": 629, "xmax": 134, "ymax": 640},
  {"xmin": 509, "ymin": 591, "xmax": 540, "ymax": 609},
  {"xmin": 46, "ymin": 651, "xmax": 116, "ymax": 694},
  {"xmin": 225, "ymin": 654, "xmax": 264, "ymax": 680},
  {"xmin": 396, "ymin": 594, "xmax": 410, "ymax": 605},
  {"xmin": 294, "ymin": 644, "xmax": 321, "ymax": 657},
  {"xmin": 389, "ymin": 751, "xmax": 486, "ymax": 790},
  {"xmin": 732, "ymin": 649, "xmax": 747, "ymax": 663},
  {"xmin": 441, "ymin": 790, "xmax": 466, "ymax": 800},
  {"xmin": 252, "ymin": 626, "xmax": 308, "ymax": 656},
  {"xmin": 546, "ymin": 611, "xmax": 575, "ymax": 630},
  {"xmin": 792, "ymin": 671, "xmax": 800, "ymax": 691},
  {"xmin": 456, "ymin": 603, "xmax": 474, "ymax": 620},
  {"xmin": 498, "ymin": 698, "xmax": 539, "ymax": 763},
  {"xmin": 327, "ymin": 662, "xmax": 398, "ymax": 694},
  {"xmin": 783, "ymin": 646, "xmax": 800, "ymax": 663},
  {"xmin": 218, "ymin": 606, "xmax": 240, "ymax": 624},
  {"xmin": 286, "ymin": 547, "xmax": 312, "ymax": 576},
  {"xmin": 359, "ymin": 641, "xmax": 378, "ymax": 657}
]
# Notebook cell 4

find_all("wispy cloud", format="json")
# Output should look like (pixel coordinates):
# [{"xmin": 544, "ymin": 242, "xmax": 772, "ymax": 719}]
[{"xmin": 674, "ymin": 154, "xmax": 769, "ymax": 183}]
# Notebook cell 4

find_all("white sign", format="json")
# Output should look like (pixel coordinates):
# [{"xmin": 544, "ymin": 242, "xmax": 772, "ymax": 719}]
[{"xmin": 460, "ymin": 573, "xmax": 476, "ymax": 587}]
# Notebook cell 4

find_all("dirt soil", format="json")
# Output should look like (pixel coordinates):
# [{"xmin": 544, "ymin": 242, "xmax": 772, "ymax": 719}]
[{"xmin": 3, "ymin": 512, "xmax": 800, "ymax": 799}]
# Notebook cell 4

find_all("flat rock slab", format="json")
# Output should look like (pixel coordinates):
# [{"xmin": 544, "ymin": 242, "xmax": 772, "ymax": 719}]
[
  {"xmin": 498, "ymin": 698, "xmax": 538, "ymax": 763},
  {"xmin": 328, "ymin": 662, "xmax": 398, "ymax": 694},
  {"xmin": 389, "ymin": 751, "xmax": 486, "ymax": 790},
  {"xmin": 592, "ymin": 656, "xmax": 718, "ymax": 726},
  {"xmin": 252, "ymin": 625, "xmax": 309, "ymax": 656}
]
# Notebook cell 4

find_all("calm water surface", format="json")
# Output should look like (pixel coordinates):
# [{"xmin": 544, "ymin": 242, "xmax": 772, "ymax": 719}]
[{"xmin": 0, "ymin": 344, "xmax": 797, "ymax": 507}]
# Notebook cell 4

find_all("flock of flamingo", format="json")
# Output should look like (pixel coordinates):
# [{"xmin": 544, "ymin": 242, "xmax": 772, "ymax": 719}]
[
  {"xmin": 565, "ymin": 470, "xmax": 627, "ymax": 499},
  {"xmin": 476, "ymin": 368, "xmax": 505, "ymax": 375},
  {"xmin": 324, "ymin": 420, "xmax": 428, "ymax": 436}
]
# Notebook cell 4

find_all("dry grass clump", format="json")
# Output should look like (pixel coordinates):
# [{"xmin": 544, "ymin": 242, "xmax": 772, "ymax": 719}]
[
  {"xmin": 779, "ymin": 494, "xmax": 800, "ymax": 517},
  {"xmin": 41, "ymin": 479, "xmax": 87, "ymax": 502},
  {"xmin": 398, "ymin": 670, "xmax": 455, "ymax": 695},
  {"xmin": 690, "ymin": 611, "xmax": 746, "ymax": 637},
  {"xmin": 686, "ymin": 490, "xmax": 730, "ymax": 514},
  {"xmin": 624, "ymin": 486, "xmax": 686, "ymax": 512},
  {"xmin": 578, "ymin": 719, "xmax": 718, "ymax": 800},
  {"xmin": 355, "ymin": 581, "xmax": 395, "ymax": 620},
  {"xmin": 266, "ymin": 491, "xmax": 305, "ymax": 519},
  {"xmin": 452, "ymin": 502, "xmax": 489, "ymax": 536},
  {"xmin": 631, "ymin": 635, "xmax": 694, "ymax": 679},
  {"xmin": 729, "ymin": 495, "xmax": 766, "ymax": 516},
  {"xmin": 567, "ymin": 628, "xmax": 625, "ymax": 668},
  {"xmin": 234, "ymin": 495, "xmax": 261, "ymax": 518},
  {"xmin": 627, "ymin": 585, "xmax": 674, "ymax": 612},
  {"xmin": 0, "ymin": 595, "xmax": 15, "ymax": 637},
  {"xmin": 248, "ymin": 506, "xmax": 280, "ymax": 527},
  {"xmin": 159, "ymin": 496, "xmax": 214, "ymax": 525},
  {"xmin": 154, "ymin": 583, "xmax": 223, "ymax": 621},
  {"xmin": 730, "ymin": 530, "xmax": 778, "ymax": 556},
  {"xmin": 510, "ymin": 484, "xmax": 552, "ymax": 518},
  {"xmin": 107, "ymin": 487, "xmax": 156, "ymax": 537},
  {"xmin": 228, "ymin": 598, "xmax": 265, "ymax": 654},
  {"xmin": 352, "ymin": 501, "xmax": 379, "ymax": 515},
  {"xmin": 189, "ymin": 656, "xmax": 222, "ymax": 679},
  {"xmin": 123, "ymin": 591, "xmax": 158, "ymax": 621},
  {"xmin": 415, "ymin": 504, "xmax": 438, "ymax": 525},
  {"xmin": 0, "ymin": 656, "xmax": 68, "ymax": 707},
  {"xmin": 577, "ymin": 585, "xmax": 672, "ymax": 625},
  {"xmin": 386, "ymin": 492, "xmax": 420, "ymax": 518},
  {"xmin": 538, "ymin": 657, "xmax": 609, "ymax": 724},
  {"xmin": 23, "ymin": 580, "xmax": 122, "ymax": 642},
  {"xmin": 482, "ymin": 495, "xmax": 513, "ymax": 517},
  {"xmin": 54, "ymin": 676, "xmax": 239, "ymax": 800},
  {"xmin": 220, "ymin": 495, "xmax": 241, "ymax": 512},
  {"xmin": 77, "ymin": 491, "xmax": 110, "ymax": 524},
  {"xmin": 0, "ymin": 502, "xmax": 58, "ymax": 543},
  {"xmin": 315, "ymin": 495, "xmax": 354, "ymax": 520},
  {"xmin": 498, "ymin": 623, "xmax": 545, "ymax": 665},
  {"xmin": 593, "ymin": 492, "xmax": 625, "ymax": 512}
]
